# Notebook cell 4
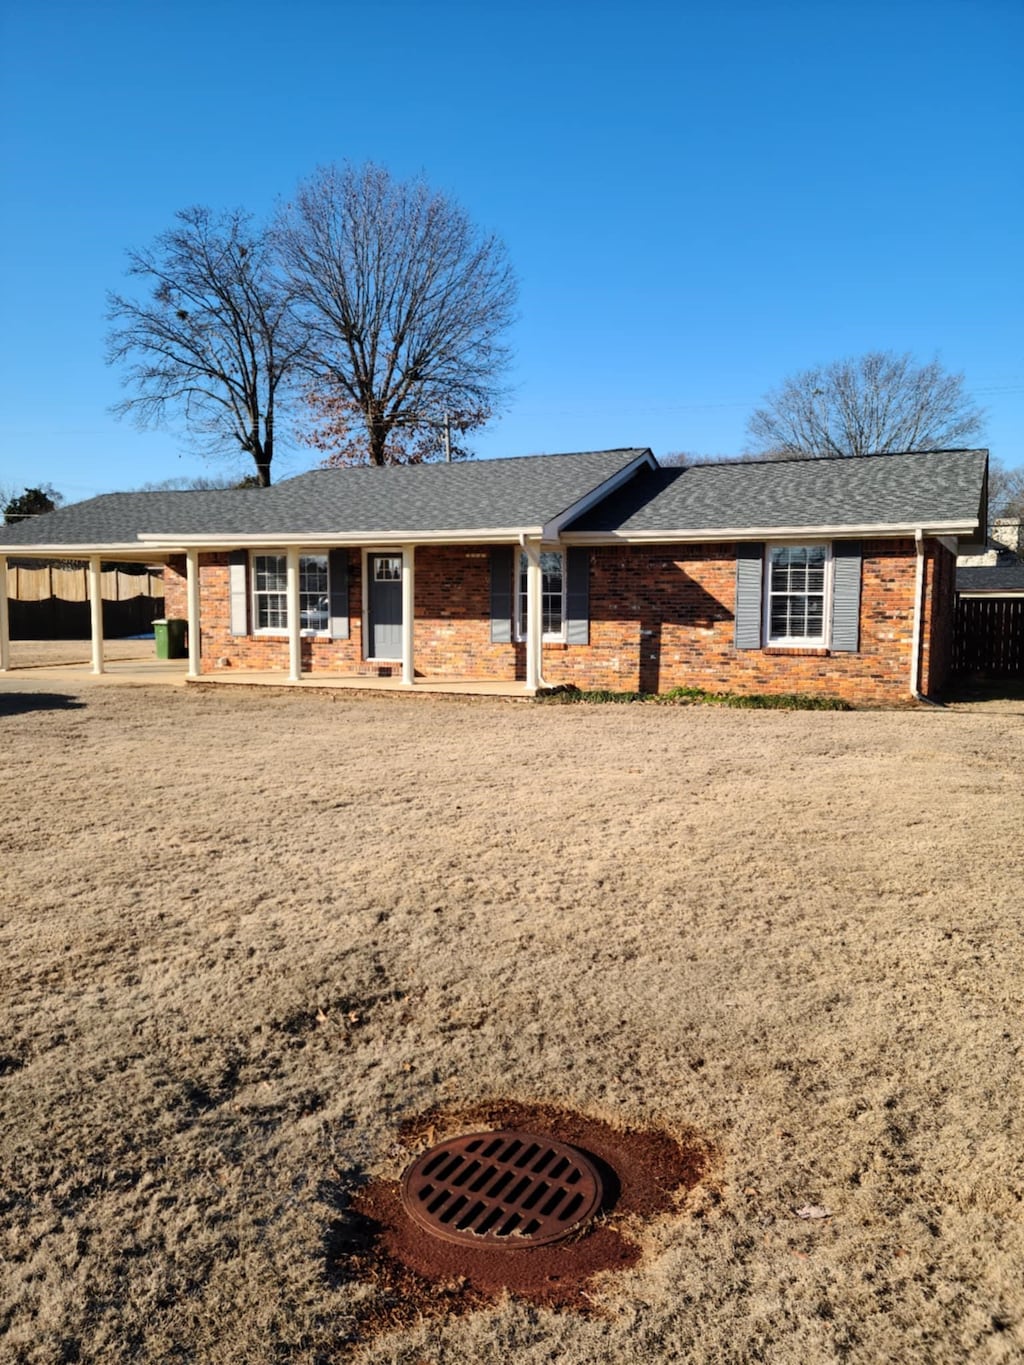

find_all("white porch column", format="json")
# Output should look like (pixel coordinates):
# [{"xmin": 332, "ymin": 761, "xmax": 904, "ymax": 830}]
[
  {"xmin": 185, "ymin": 549, "xmax": 201, "ymax": 679},
  {"xmin": 0, "ymin": 556, "xmax": 10, "ymax": 671},
  {"xmin": 286, "ymin": 546, "xmax": 302, "ymax": 682},
  {"xmin": 401, "ymin": 544, "xmax": 415, "ymax": 686},
  {"xmin": 524, "ymin": 539, "xmax": 542, "ymax": 694},
  {"xmin": 88, "ymin": 555, "xmax": 104, "ymax": 675}
]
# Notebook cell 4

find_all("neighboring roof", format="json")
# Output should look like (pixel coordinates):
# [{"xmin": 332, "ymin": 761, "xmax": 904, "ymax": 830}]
[
  {"xmin": 565, "ymin": 449, "xmax": 989, "ymax": 539},
  {"xmin": 957, "ymin": 563, "xmax": 1024, "ymax": 595},
  {"xmin": 0, "ymin": 449, "xmax": 653, "ymax": 552}
]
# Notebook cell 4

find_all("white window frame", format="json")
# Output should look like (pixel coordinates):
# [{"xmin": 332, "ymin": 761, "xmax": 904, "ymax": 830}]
[
  {"xmin": 251, "ymin": 551, "xmax": 330, "ymax": 636},
  {"xmin": 514, "ymin": 548, "xmax": 566, "ymax": 643},
  {"xmin": 763, "ymin": 541, "xmax": 832, "ymax": 647}
]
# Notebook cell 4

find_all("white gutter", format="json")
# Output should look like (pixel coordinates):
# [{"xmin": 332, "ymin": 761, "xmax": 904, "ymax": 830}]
[
  {"xmin": 561, "ymin": 518, "xmax": 978, "ymax": 545},
  {"xmin": 135, "ymin": 527, "xmax": 542, "ymax": 550},
  {"xmin": 0, "ymin": 543, "xmax": 172, "ymax": 560},
  {"xmin": 909, "ymin": 529, "xmax": 926, "ymax": 701}
]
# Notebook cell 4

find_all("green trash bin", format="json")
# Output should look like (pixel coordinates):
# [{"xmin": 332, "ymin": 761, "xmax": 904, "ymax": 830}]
[{"xmin": 153, "ymin": 618, "xmax": 188, "ymax": 659}]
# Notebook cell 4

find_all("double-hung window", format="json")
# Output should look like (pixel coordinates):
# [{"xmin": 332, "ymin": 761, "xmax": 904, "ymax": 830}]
[
  {"xmin": 252, "ymin": 553, "xmax": 329, "ymax": 633},
  {"xmin": 765, "ymin": 544, "xmax": 829, "ymax": 646},
  {"xmin": 515, "ymin": 550, "xmax": 565, "ymax": 640}
]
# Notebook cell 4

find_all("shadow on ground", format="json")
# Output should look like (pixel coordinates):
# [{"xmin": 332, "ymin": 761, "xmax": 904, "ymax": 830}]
[
  {"xmin": 0, "ymin": 692, "xmax": 85, "ymax": 716},
  {"xmin": 943, "ymin": 677, "xmax": 1024, "ymax": 714}
]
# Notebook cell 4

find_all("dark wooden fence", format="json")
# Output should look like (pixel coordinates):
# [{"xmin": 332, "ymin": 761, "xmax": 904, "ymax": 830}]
[
  {"xmin": 6, "ymin": 561, "xmax": 165, "ymax": 640},
  {"xmin": 953, "ymin": 596, "xmax": 1024, "ymax": 678}
]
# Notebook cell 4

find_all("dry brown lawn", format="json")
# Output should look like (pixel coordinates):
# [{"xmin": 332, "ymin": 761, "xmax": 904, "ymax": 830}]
[{"xmin": 1, "ymin": 654, "xmax": 1022, "ymax": 1363}]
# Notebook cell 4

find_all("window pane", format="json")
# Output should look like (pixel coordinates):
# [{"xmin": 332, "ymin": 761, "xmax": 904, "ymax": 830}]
[
  {"xmin": 767, "ymin": 545, "xmax": 827, "ymax": 643},
  {"xmin": 256, "ymin": 592, "xmax": 287, "ymax": 630},
  {"xmin": 299, "ymin": 555, "xmax": 328, "ymax": 594},
  {"xmin": 375, "ymin": 556, "xmax": 402, "ymax": 581},
  {"xmin": 770, "ymin": 600, "xmax": 790, "ymax": 636},
  {"xmin": 255, "ymin": 555, "xmax": 286, "ymax": 591},
  {"xmin": 518, "ymin": 550, "xmax": 564, "ymax": 637}
]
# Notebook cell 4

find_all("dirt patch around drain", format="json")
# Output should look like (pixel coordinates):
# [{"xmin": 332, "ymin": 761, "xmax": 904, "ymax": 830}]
[{"xmin": 329, "ymin": 1100, "xmax": 716, "ymax": 1333}]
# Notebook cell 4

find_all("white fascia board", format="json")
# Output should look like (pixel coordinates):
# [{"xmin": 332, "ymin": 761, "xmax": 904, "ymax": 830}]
[
  {"xmin": 541, "ymin": 450, "xmax": 657, "ymax": 542},
  {"xmin": 560, "ymin": 518, "xmax": 979, "ymax": 544},
  {"xmin": 0, "ymin": 542, "xmax": 172, "ymax": 561},
  {"xmin": 135, "ymin": 527, "xmax": 540, "ymax": 548},
  {"xmin": 957, "ymin": 588, "xmax": 1024, "ymax": 599}
]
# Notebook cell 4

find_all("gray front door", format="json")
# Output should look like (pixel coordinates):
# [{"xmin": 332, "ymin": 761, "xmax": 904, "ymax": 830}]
[{"xmin": 368, "ymin": 554, "xmax": 403, "ymax": 658}]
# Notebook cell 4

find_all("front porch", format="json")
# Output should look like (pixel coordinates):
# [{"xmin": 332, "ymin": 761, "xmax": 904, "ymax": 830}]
[{"xmin": 0, "ymin": 640, "xmax": 531, "ymax": 697}]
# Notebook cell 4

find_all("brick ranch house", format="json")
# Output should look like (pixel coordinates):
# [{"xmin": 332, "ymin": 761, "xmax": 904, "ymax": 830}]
[{"xmin": 0, "ymin": 446, "xmax": 989, "ymax": 705}]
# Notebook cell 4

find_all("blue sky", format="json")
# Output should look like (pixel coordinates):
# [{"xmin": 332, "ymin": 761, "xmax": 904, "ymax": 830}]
[{"xmin": 1, "ymin": 0, "xmax": 1021, "ymax": 501}]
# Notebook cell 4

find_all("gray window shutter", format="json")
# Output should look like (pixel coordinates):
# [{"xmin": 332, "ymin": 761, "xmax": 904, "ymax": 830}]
[
  {"xmin": 830, "ymin": 541, "xmax": 861, "ymax": 652},
  {"xmin": 229, "ymin": 551, "xmax": 248, "ymax": 636},
  {"xmin": 328, "ymin": 549, "xmax": 349, "ymax": 639},
  {"xmin": 490, "ymin": 546, "xmax": 513, "ymax": 643},
  {"xmin": 734, "ymin": 542, "xmax": 764, "ymax": 649},
  {"xmin": 565, "ymin": 546, "xmax": 589, "ymax": 644}
]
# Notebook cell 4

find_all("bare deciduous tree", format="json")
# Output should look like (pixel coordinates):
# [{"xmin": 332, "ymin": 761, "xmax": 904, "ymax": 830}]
[
  {"xmin": 659, "ymin": 450, "xmax": 751, "ymax": 467},
  {"xmin": 107, "ymin": 207, "xmax": 305, "ymax": 486},
  {"xmin": 747, "ymin": 351, "xmax": 986, "ymax": 459},
  {"xmin": 276, "ymin": 162, "xmax": 517, "ymax": 466},
  {"xmin": 300, "ymin": 388, "xmax": 488, "ymax": 466},
  {"xmin": 988, "ymin": 458, "xmax": 1024, "ymax": 522}
]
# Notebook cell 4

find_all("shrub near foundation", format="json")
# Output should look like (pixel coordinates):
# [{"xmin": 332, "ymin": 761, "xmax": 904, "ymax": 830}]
[{"xmin": 536, "ymin": 684, "xmax": 852, "ymax": 710}]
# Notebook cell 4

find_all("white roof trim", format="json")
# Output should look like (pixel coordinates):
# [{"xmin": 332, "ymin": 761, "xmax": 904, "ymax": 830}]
[
  {"xmin": 0, "ymin": 543, "xmax": 173, "ymax": 560},
  {"xmin": 135, "ymin": 527, "xmax": 542, "ymax": 549},
  {"xmin": 561, "ymin": 517, "xmax": 979, "ymax": 544}
]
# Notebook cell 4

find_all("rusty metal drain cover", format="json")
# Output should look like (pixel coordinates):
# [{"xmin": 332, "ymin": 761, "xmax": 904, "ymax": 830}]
[{"xmin": 400, "ymin": 1130, "xmax": 604, "ymax": 1248}]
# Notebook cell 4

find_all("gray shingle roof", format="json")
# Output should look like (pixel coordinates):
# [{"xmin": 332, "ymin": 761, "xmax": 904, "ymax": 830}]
[
  {"xmin": 0, "ymin": 447, "xmax": 989, "ymax": 552},
  {"xmin": 0, "ymin": 450, "xmax": 650, "ymax": 549},
  {"xmin": 566, "ymin": 449, "xmax": 988, "ymax": 536},
  {"xmin": 957, "ymin": 563, "xmax": 1024, "ymax": 593},
  {"xmin": 0, "ymin": 489, "xmax": 263, "ymax": 550}
]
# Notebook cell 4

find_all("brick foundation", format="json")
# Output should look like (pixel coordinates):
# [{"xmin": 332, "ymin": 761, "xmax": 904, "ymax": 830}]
[{"xmin": 164, "ymin": 537, "xmax": 955, "ymax": 704}]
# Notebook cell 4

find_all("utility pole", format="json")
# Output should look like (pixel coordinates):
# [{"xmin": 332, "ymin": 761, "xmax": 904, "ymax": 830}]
[{"xmin": 443, "ymin": 411, "xmax": 451, "ymax": 463}]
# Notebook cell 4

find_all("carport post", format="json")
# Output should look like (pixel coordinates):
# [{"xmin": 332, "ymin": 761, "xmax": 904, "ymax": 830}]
[
  {"xmin": 88, "ymin": 555, "xmax": 104, "ymax": 675},
  {"xmin": 286, "ymin": 547, "xmax": 302, "ymax": 682},
  {"xmin": 0, "ymin": 555, "xmax": 10, "ymax": 671},
  {"xmin": 185, "ymin": 550, "xmax": 201, "ymax": 679},
  {"xmin": 523, "ymin": 538, "xmax": 542, "ymax": 694},
  {"xmin": 401, "ymin": 544, "xmax": 415, "ymax": 686}
]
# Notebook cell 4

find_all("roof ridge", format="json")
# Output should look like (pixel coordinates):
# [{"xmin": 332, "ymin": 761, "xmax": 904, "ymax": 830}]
[
  {"xmin": 702, "ymin": 447, "xmax": 989, "ymax": 470},
  {"xmin": 290, "ymin": 447, "xmax": 648, "ymax": 477}
]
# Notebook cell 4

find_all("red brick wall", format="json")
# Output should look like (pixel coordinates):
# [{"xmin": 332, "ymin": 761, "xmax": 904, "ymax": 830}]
[
  {"xmin": 413, "ymin": 546, "xmax": 520, "ymax": 680},
  {"xmin": 165, "ymin": 538, "xmax": 953, "ymax": 702},
  {"xmin": 537, "ymin": 540, "xmax": 927, "ymax": 704},
  {"xmin": 163, "ymin": 557, "xmax": 187, "ymax": 619}
]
